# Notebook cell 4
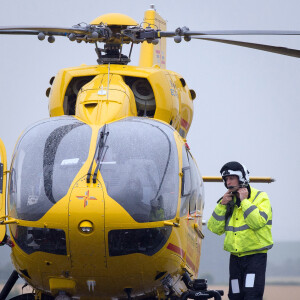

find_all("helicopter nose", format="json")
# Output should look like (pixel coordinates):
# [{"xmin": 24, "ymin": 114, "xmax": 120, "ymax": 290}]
[{"xmin": 68, "ymin": 177, "xmax": 107, "ymax": 276}]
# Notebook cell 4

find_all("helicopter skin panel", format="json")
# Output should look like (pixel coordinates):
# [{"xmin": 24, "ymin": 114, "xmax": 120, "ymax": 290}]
[
  {"xmin": 139, "ymin": 8, "xmax": 167, "ymax": 69},
  {"xmin": 76, "ymin": 74, "xmax": 137, "ymax": 125},
  {"xmin": 68, "ymin": 179, "xmax": 107, "ymax": 277},
  {"xmin": 0, "ymin": 138, "xmax": 7, "ymax": 242}
]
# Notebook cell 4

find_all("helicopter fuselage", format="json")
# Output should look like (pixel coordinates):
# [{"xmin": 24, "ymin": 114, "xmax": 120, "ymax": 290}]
[
  {"xmin": 8, "ymin": 116, "xmax": 204, "ymax": 299},
  {"xmin": 5, "ymin": 63, "xmax": 204, "ymax": 299}
]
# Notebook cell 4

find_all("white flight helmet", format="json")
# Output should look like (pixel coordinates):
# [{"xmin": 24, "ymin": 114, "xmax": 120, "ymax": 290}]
[{"xmin": 220, "ymin": 161, "xmax": 250, "ymax": 188}]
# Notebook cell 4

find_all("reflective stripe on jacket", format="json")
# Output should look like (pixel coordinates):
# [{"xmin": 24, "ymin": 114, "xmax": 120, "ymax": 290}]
[{"xmin": 207, "ymin": 186, "xmax": 273, "ymax": 256}]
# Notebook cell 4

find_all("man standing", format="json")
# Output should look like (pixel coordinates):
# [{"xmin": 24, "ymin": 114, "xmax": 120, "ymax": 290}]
[{"xmin": 208, "ymin": 161, "xmax": 273, "ymax": 300}]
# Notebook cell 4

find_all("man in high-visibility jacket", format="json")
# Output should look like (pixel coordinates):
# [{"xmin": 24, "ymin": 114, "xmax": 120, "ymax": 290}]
[{"xmin": 208, "ymin": 161, "xmax": 273, "ymax": 300}]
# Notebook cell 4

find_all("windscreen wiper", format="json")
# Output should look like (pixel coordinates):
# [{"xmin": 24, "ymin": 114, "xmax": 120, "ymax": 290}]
[{"xmin": 86, "ymin": 124, "xmax": 109, "ymax": 183}]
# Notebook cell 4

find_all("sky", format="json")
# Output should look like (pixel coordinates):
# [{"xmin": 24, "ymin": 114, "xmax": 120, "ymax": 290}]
[{"xmin": 0, "ymin": 0, "xmax": 299, "ymax": 257}]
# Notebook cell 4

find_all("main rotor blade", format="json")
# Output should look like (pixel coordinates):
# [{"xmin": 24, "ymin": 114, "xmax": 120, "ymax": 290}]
[
  {"xmin": 0, "ymin": 26, "xmax": 89, "ymax": 35},
  {"xmin": 196, "ymin": 30, "xmax": 300, "ymax": 36},
  {"xmin": 192, "ymin": 36, "xmax": 300, "ymax": 58},
  {"xmin": 0, "ymin": 30, "xmax": 39, "ymax": 35},
  {"xmin": 160, "ymin": 29, "xmax": 300, "ymax": 37}
]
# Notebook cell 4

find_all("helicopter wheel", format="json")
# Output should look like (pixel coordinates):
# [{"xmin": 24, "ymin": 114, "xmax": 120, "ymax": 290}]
[{"xmin": 40, "ymin": 293, "xmax": 55, "ymax": 300}]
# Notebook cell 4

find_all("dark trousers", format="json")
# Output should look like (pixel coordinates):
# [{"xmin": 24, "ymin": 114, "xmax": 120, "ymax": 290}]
[{"xmin": 228, "ymin": 253, "xmax": 267, "ymax": 300}]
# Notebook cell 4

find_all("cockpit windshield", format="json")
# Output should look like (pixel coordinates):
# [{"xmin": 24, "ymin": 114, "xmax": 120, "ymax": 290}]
[
  {"xmin": 8, "ymin": 116, "xmax": 178, "ymax": 223},
  {"xmin": 99, "ymin": 118, "xmax": 179, "ymax": 222},
  {"xmin": 9, "ymin": 117, "xmax": 92, "ymax": 221}
]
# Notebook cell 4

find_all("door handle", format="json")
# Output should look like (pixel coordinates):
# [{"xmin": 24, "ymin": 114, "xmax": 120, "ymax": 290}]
[{"xmin": 194, "ymin": 223, "xmax": 204, "ymax": 239}]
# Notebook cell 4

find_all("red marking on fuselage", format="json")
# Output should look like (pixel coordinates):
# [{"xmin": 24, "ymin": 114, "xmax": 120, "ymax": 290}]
[
  {"xmin": 167, "ymin": 243, "xmax": 198, "ymax": 273},
  {"xmin": 186, "ymin": 255, "xmax": 198, "ymax": 273},
  {"xmin": 180, "ymin": 118, "xmax": 189, "ymax": 131},
  {"xmin": 167, "ymin": 243, "xmax": 185, "ymax": 258}
]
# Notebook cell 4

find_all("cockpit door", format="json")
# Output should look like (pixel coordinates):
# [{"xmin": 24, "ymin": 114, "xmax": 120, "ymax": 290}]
[{"xmin": 0, "ymin": 138, "xmax": 7, "ymax": 242}]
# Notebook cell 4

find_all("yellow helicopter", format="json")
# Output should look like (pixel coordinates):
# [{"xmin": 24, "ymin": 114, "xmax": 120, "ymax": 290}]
[{"xmin": 0, "ymin": 5, "xmax": 294, "ymax": 300}]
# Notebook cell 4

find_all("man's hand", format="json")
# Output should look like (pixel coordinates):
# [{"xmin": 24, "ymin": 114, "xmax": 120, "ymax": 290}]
[
  {"xmin": 6, "ymin": 236, "xmax": 14, "ymax": 248},
  {"xmin": 0, "ymin": 235, "xmax": 14, "ymax": 248},
  {"xmin": 237, "ymin": 188, "xmax": 248, "ymax": 201},
  {"xmin": 221, "ymin": 190, "xmax": 233, "ymax": 205}
]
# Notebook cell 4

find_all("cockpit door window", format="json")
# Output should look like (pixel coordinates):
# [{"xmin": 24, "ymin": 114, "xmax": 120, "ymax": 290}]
[{"xmin": 180, "ymin": 147, "xmax": 204, "ymax": 216}]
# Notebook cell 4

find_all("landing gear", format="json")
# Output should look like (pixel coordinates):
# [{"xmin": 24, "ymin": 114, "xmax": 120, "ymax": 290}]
[
  {"xmin": 180, "ymin": 272, "xmax": 224, "ymax": 300},
  {"xmin": 0, "ymin": 270, "xmax": 37, "ymax": 300},
  {"xmin": 124, "ymin": 288, "xmax": 132, "ymax": 300},
  {"xmin": 0, "ymin": 270, "xmax": 20, "ymax": 300}
]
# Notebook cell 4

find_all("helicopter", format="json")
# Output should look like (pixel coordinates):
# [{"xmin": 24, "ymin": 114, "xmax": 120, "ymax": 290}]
[{"xmin": 0, "ymin": 3, "xmax": 298, "ymax": 300}]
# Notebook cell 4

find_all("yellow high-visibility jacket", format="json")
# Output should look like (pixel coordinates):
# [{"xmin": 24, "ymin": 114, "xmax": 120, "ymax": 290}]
[{"xmin": 207, "ymin": 186, "xmax": 273, "ymax": 257}]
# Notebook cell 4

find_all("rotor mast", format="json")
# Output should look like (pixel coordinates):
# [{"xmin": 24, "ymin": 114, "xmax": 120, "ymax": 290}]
[{"xmin": 139, "ymin": 5, "xmax": 167, "ymax": 69}]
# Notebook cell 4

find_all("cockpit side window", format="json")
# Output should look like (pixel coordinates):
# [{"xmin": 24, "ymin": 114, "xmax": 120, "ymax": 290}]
[
  {"xmin": 180, "ymin": 147, "xmax": 191, "ymax": 216},
  {"xmin": 180, "ymin": 147, "xmax": 204, "ymax": 216},
  {"xmin": 188, "ymin": 152, "xmax": 200, "ymax": 214}
]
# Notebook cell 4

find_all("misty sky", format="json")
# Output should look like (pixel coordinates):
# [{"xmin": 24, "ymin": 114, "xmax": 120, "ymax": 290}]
[{"xmin": 0, "ymin": 0, "xmax": 299, "ymax": 253}]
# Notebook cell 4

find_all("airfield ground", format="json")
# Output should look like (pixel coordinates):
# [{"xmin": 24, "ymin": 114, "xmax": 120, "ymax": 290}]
[
  {"xmin": 1, "ymin": 284, "xmax": 300, "ymax": 299},
  {"xmin": 211, "ymin": 285, "xmax": 300, "ymax": 300}
]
